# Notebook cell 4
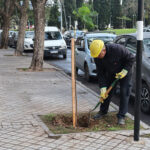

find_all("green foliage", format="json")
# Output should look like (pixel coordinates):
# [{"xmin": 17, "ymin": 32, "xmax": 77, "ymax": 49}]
[
  {"xmin": 106, "ymin": 28, "xmax": 136, "ymax": 35},
  {"xmin": 93, "ymin": 0, "xmax": 110, "ymax": 30},
  {"xmin": 76, "ymin": 0, "xmax": 84, "ymax": 8},
  {"xmin": 111, "ymin": 0, "xmax": 122, "ymax": 29},
  {"xmin": 63, "ymin": 0, "xmax": 76, "ymax": 29},
  {"xmin": 48, "ymin": 0, "xmax": 60, "ymax": 28},
  {"xmin": 73, "ymin": 4, "xmax": 97, "ymax": 31},
  {"xmin": 117, "ymin": 16, "xmax": 131, "ymax": 21}
]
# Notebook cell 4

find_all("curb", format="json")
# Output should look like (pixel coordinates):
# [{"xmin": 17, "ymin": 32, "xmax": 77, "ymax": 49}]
[
  {"xmin": 33, "ymin": 114, "xmax": 61, "ymax": 139},
  {"xmin": 58, "ymin": 70, "xmax": 150, "ymax": 129}
]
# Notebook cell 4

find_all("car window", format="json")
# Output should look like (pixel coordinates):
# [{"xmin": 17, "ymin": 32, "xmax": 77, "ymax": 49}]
[
  {"xmin": 76, "ymin": 38, "xmax": 85, "ymax": 49},
  {"xmin": 25, "ymin": 32, "xmax": 34, "ymax": 38},
  {"xmin": 143, "ymin": 38, "xmax": 150, "ymax": 53},
  {"xmin": 45, "ymin": 31, "xmax": 62, "ymax": 40},
  {"xmin": 87, "ymin": 36, "xmax": 115, "ymax": 48},
  {"xmin": 126, "ymin": 38, "xmax": 137, "ymax": 53},
  {"xmin": 116, "ymin": 37, "xmax": 126, "ymax": 45}
]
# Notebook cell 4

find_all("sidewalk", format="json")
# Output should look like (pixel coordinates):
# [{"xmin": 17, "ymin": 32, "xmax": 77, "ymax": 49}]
[{"xmin": 0, "ymin": 48, "xmax": 149, "ymax": 150}]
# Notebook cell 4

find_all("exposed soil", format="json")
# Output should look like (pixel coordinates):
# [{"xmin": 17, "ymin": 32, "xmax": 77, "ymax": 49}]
[{"xmin": 40, "ymin": 112, "xmax": 136, "ymax": 134}]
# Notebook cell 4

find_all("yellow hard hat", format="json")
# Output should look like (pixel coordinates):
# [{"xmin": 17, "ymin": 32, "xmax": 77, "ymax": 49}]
[{"xmin": 89, "ymin": 40, "xmax": 104, "ymax": 58}]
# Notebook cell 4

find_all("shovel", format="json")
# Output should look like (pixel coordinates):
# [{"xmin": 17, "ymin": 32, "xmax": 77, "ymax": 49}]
[{"xmin": 88, "ymin": 77, "xmax": 120, "ymax": 125}]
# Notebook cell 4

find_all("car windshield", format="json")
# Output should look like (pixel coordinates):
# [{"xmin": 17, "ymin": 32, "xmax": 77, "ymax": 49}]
[
  {"xmin": 45, "ymin": 31, "xmax": 62, "ymax": 40},
  {"xmin": 71, "ymin": 31, "xmax": 83, "ymax": 38},
  {"xmin": 87, "ymin": 36, "xmax": 115, "ymax": 48},
  {"xmin": 143, "ymin": 38, "xmax": 150, "ymax": 53},
  {"xmin": 25, "ymin": 32, "xmax": 34, "ymax": 38}
]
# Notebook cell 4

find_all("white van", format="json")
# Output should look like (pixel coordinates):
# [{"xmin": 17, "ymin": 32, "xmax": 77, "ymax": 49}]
[{"xmin": 44, "ymin": 26, "xmax": 67, "ymax": 58}]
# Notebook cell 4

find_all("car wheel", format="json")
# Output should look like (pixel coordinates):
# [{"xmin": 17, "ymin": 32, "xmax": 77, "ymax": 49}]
[
  {"xmin": 63, "ymin": 54, "xmax": 67, "ymax": 59},
  {"xmin": 141, "ymin": 83, "xmax": 150, "ymax": 114},
  {"xmin": 84, "ymin": 64, "xmax": 91, "ymax": 82}
]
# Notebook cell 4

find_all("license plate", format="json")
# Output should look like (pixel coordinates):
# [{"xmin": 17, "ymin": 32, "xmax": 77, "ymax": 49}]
[{"xmin": 51, "ymin": 50, "xmax": 58, "ymax": 54}]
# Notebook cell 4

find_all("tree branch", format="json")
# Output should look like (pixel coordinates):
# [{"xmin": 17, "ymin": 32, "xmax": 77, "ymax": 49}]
[
  {"xmin": 15, "ymin": 1, "xmax": 22, "ymax": 12},
  {"xmin": 0, "ymin": 8, "xmax": 5, "ymax": 16}
]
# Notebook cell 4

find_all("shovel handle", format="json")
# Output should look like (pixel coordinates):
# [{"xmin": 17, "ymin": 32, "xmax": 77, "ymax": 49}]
[{"xmin": 100, "ymin": 78, "xmax": 120, "ymax": 103}]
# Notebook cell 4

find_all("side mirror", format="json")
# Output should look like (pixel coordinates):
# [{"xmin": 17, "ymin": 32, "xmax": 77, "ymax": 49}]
[{"xmin": 78, "ymin": 47, "xmax": 85, "ymax": 51}]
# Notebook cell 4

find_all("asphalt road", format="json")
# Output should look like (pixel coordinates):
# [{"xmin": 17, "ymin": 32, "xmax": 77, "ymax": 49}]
[{"xmin": 43, "ymin": 49, "xmax": 150, "ymax": 126}]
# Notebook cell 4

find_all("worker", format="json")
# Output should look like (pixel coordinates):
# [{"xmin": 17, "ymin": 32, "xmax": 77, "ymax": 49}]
[{"xmin": 89, "ymin": 40, "xmax": 135, "ymax": 125}]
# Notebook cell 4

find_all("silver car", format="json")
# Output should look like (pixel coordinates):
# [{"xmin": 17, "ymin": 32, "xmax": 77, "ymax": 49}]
[
  {"xmin": 75, "ymin": 32, "xmax": 116, "ymax": 81},
  {"xmin": 115, "ymin": 33, "xmax": 150, "ymax": 114}
]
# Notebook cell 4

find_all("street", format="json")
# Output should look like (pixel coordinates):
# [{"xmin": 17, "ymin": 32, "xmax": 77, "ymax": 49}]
[{"xmin": 44, "ymin": 49, "xmax": 150, "ymax": 126}]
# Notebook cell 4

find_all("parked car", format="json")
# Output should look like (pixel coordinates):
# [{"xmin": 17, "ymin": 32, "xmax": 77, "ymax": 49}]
[
  {"xmin": 8, "ymin": 31, "xmax": 18, "ymax": 48},
  {"xmin": 75, "ymin": 32, "xmax": 117, "ymax": 81},
  {"xmin": 8, "ymin": 31, "xmax": 17, "ymax": 47},
  {"xmin": 143, "ymin": 28, "xmax": 150, "ymax": 32},
  {"xmin": 63, "ymin": 30, "xmax": 85, "ymax": 47},
  {"xmin": 114, "ymin": 33, "xmax": 150, "ymax": 114},
  {"xmin": 44, "ymin": 26, "xmax": 67, "ymax": 59},
  {"xmin": 24, "ymin": 31, "xmax": 34, "ymax": 51}
]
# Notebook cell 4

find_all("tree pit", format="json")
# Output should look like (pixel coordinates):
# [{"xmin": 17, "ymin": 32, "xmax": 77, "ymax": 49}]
[{"xmin": 40, "ymin": 112, "xmax": 136, "ymax": 134}]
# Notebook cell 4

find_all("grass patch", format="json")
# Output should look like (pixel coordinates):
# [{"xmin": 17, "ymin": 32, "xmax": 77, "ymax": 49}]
[
  {"xmin": 105, "ymin": 28, "xmax": 136, "ymax": 35},
  {"xmin": 40, "ymin": 112, "xmax": 139, "ymax": 134}
]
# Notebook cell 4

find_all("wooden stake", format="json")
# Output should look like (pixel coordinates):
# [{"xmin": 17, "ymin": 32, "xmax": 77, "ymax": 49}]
[{"xmin": 71, "ymin": 38, "xmax": 77, "ymax": 128}]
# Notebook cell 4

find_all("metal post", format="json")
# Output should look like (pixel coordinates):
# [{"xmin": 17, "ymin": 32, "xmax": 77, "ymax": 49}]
[
  {"xmin": 97, "ymin": 14, "xmax": 98, "ymax": 29},
  {"xmin": 60, "ymin": 3, "xmax": 63, "ymax": 33},
  {"xmin": 68, "ymin": 16, "xmax": 71, "ymax": 30},
  {"xmin": 134, "ymin": 0, "xmax": 144, "ymax": 141}
]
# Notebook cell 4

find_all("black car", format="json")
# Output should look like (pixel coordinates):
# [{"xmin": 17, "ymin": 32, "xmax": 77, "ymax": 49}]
[
  {"xmin": 63, "ymin": 30, "xmax": 85, "ymax": 48},
  {"xmin": 114, "ymin": 33, "xmax": 150, "ymax": 114}
]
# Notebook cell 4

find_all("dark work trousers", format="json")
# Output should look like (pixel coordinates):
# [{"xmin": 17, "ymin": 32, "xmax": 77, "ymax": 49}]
[{"xmin": 99, "ymin": 70, "xmax": 132, "ymax": 119}]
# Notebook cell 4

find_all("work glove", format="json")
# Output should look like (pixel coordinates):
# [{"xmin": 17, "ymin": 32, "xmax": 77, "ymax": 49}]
[
  {"xmin": 100, "ymin": 87, "xmax": 108, "ymax": 102},
  {"xmin": 115, "ymin": 69, "xmax": 128, "ymax": 79}
]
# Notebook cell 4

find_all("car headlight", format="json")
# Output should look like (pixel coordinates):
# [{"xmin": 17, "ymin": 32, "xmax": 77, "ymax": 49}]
[
  {"xmin": 60, "ymin": 45, "xmax": 67, "ymax": 49},
  {"xmin": 44, "ymin": 47, "xmax": 49, "ymax": 50}
]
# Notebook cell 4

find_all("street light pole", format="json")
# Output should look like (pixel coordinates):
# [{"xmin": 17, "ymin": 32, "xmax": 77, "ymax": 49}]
[
  {"xmin": 60, "ymin": 3, "xmax": 63, "ymax": 33},
  {"xmin": 68, "ymin": 16, "xmax": 71, "ymax": 30},
  {"xmin": 97, "ymin": 14, "xmax": 98, "ymax": 29},
  {"xmin": 134, "ymin": 0, "xmax": 144, "ymax": 141}
]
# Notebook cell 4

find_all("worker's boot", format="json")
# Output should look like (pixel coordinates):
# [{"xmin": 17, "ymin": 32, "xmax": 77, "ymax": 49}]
[
  {"xmin": 92, "ymin": 111, "xmax": 107, "ymax": 120},
  {"xmin": 117, "ymin": 118, "xmax": 125, "ymax": 125}
]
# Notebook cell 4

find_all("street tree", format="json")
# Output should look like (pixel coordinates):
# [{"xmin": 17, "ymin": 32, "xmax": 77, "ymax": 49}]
[
  {"xmin": 93, "ymin": 0, "xmax": 110, "ymax": 29},
  {"xmin": 73, "ymin": 4, "xmax": 97, "ymax": 31},
  {"xmin": 30, "ymin": 0, "xmax": 47, "ymax": 71},
  {"xmin": 111, "ymin": 0, "xmax": 122, "ymax": 28},
  {"xmin": 15, "ymin": 0, "xmax": 29, "ymax": 56},
  {"xmin": 63, "ymin": 0, "xmax": 75, "ymax": 29},
  {"xmin": 144, "ymin": 0, "xmax": 150, "ymax": 26},
  {"xmin": 48, "ymin": 0, "xmax": 60, "ymax": 28},
  {"xmin": 0, "ymin": 0, "xmax": 16, "ymax": 49}
]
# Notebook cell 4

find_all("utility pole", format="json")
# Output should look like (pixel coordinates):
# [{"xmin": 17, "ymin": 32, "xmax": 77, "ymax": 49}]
[
  {"xmin": 68, "ymin": 16, "xmax": 71, "ymax": 30},
  {"xmin": 97, "ymin": 14, "xmax": 98, "ymax": 29},
  {"xmin": 60, "ymin": 3, "xmax": 63, "ymax": 33},
  {"xmin": 58, "ymin": 0, "xmax": 63, "ymax": 33},
  {"xmin": 134, "ymin": 0, "xmax": 144, "ymax": 141}
]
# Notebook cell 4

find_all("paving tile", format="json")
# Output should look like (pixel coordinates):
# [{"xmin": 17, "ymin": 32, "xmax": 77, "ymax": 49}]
[{"xmin": 0, "ymin": 49, "xmax": 149, "ymax": 150}]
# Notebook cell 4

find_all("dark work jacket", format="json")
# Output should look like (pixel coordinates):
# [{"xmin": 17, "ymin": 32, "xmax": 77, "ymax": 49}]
[{"xmin": 94, "ymin": 43, "xmax": 135, "ymax": 88}]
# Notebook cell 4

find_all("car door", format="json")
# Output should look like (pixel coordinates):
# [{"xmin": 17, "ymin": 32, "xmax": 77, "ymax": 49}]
[
  {"xmin": 75, "ymin": 38, "xmax": 86, "ymax": 71},
  {"xmin": 115, "ymin": 36, "xmax": 127, "ymax": 46},
  {"xmin": 125, "ymin": 37, "xmax": 137, "ymax": 93}
]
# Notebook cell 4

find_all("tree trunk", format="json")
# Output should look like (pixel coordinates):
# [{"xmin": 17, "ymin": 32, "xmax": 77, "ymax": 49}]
[
  {"xmin": 15, "ymin": 0, "xmax": 29, "ymax": 56},
  {"xmin": 0, "ymin": 16, "xmax": 10, "ymax": 49},
  {"xmin": 0, "ymin": 0, "xmax": 16, "ymax": 49},
  {"xmin": 30, "ymin": 0, "xmax": 47, "ymax": 71}
]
